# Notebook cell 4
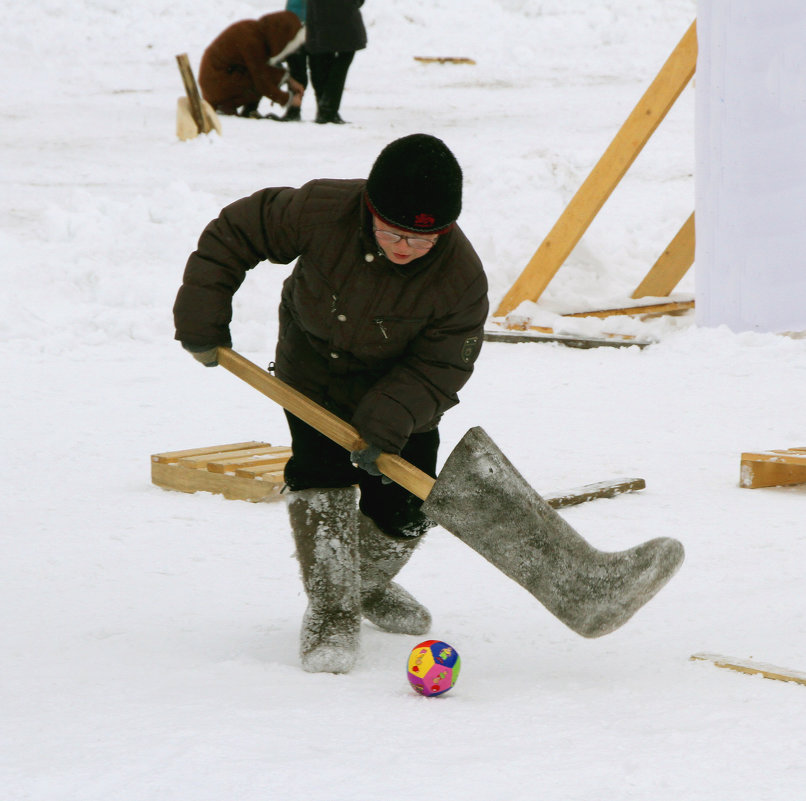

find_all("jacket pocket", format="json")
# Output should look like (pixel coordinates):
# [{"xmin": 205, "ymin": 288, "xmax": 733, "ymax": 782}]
[{"xmin": 352, "ymin": 315, "xmax": 427, "ymax": 363}]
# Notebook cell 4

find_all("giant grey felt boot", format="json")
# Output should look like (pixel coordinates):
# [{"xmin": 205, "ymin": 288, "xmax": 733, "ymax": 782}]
[
  {"xmin": 287, "ymin": 486, "xmax": 362, "ymax": 673},
  {"xmin": 422, "ymin": 427, "xmax": 685, "ymax": 638},
  {"xmin": 358, "ymin": 514, "xmax": 431, "ymax": 636}
]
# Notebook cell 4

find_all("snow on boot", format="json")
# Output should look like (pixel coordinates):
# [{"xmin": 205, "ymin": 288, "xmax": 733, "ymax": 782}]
[
  {"xmin": 422, "ymin": 427, "xmax": 685, "ymax": 638},
  {"xmin": 358, "ymin": 514, "xmax": 432, "ymax": 636},
  {"xmin": 287, "ymin": 486, "xmax": 361, "ymax": 673}
]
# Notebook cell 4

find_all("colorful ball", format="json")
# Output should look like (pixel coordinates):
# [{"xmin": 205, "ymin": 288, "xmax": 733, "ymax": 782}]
[{"xmin": 406, "ymin": 640, "xmax": 461, "ymax": 697}]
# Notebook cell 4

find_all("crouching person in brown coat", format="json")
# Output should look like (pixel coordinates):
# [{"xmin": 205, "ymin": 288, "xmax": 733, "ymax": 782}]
[
  {"xmin": 199, "ymin": 11, "xmax": 307, "ymax": 117},
  {"xmin": 173, "ymin": 135, "xmax": 489, "ymax": 674}
]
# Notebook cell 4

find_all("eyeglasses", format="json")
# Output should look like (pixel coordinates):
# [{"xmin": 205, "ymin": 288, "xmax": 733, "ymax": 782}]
[{"xmin": 373, "ymin": 227, "xmax": 438, "ymax": 251}]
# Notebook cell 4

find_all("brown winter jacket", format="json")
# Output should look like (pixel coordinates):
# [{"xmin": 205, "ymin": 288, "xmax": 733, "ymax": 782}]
[
  {"xmin": 173, "ymin": 179, "xmax": 489, "ymax": 453},
  {"xmin": 198, "ymin": 11, "xmax": 302, "ymax": 111}
]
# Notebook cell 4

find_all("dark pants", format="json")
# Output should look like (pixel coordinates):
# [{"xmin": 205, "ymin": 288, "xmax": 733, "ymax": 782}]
[
  {"xmin": 286, "ymin": 47, "xmax": 309, "ymax": 89},
  {"xmin": 283, "ymin": 411, "xmax": 438, "ymax": 539},
  {"xmin": 308, "ymin": 51, "xmax": 354, "ymax": 118}
]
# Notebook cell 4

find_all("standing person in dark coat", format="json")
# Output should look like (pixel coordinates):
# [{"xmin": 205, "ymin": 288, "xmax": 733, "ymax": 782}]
[
  {"xmin": 199, "ymin": 11, "xmax": 307, "ymax": 118},
  {"xmin": 306, "ymin": 0, "xmax": 367, "ymax": 124},
  {"xmin": 173, "ymin": 134, "xmax": 488, "ymax": 673},
  {"xmin": 269, "ymin": 0, "xmax": 309, "ymax": 122}
]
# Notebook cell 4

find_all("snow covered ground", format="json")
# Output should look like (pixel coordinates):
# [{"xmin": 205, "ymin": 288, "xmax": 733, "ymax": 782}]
[{"xmin": 4, "ymin": 1, "xmax": 806, "ymax": 798}]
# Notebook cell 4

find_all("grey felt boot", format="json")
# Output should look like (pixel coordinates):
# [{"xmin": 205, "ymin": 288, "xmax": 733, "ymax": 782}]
[
  {"xmin": 358, "ymin": 514, "xmax": 432, "ymax": 636},
  {"xmin": 422, "ymin": 427, "xmax": 685, "ymax": 638},
  {"xmin": 287, "ymin": 486, "xmax": 361, "ymax": 673}
]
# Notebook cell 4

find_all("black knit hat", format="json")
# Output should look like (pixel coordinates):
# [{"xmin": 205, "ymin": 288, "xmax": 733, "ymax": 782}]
[{"xmin": 366, "ymin": 134, "xmax": 462, "ymax": 234}]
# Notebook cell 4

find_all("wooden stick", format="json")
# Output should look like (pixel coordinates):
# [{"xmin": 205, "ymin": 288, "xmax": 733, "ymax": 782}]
[
  {"xmin": 691, "ymin": 653, "xmax": 806, "ymax": 687},
  {"xmin": 494, "ymin": 21, "xmax": 697, "ymax": 317},
  {"xmin": 176, "ymin": 53, "xmax": 205, "ymax": 134},
  {"xmin": 217, "ymin": 347, "xmax": 437, "ymax": 501}
]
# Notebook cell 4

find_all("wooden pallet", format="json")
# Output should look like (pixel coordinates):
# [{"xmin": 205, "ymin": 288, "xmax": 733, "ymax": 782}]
[
  {"xmin": 151, "ymin": 441, "xmax": 291, "ymax": 502},
  {"xmin": 739, "ymin": 447, "xmax": 806, "ymax": 489}
]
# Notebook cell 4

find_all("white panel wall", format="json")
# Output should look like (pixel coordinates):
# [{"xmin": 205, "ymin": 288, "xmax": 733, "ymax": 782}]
[{"xmin": 696, "ymin": 2, "xmax": 806, "ymax": 332}]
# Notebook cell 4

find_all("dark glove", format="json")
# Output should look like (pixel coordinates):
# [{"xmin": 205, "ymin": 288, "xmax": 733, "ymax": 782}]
[
  {"xmin": 182, "ymin": 343, "xmax": 219, "ymax": 367},
  {"xmin": 350, "ymin": 443, "xmax": 392, "ymax": 484}
]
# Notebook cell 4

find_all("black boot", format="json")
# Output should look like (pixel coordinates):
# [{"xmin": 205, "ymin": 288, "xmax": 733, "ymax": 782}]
[
  {"xmin": 268, "ymin": 105, "xmax": 301, "ymax": 122},
  {"xmin": 315, "ymin": 109, "xmax": 348, "ymax": 124}
]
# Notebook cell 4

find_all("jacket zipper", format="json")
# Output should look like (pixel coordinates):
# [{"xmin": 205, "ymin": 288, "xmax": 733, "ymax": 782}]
[{"xmin": 373, "ymin": 318, "xmax": 389, "ymax": 339}]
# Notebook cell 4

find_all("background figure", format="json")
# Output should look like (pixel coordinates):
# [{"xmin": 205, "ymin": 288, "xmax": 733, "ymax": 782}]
[
  {"xmin": 198, "ymin": 11, "xmax": 306, "ymax": 118},
  {"xmin": 306, "ymin": 0, "xmax": 367, "ymax": 124},
  {"xmin": 270, "ymin": 0, "xmax": 309, "ymax": 121}
]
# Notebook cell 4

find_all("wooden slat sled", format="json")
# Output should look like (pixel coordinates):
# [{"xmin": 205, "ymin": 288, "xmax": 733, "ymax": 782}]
[
  {"xmin": 739, "ymin": 447, "xmax": 806, "ymax": 489},
  {"xmin": 152, "ymin": 441, "xmax": 291, "ymax": 502}
]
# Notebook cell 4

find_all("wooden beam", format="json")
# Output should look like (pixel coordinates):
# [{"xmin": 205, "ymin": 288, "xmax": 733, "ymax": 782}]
[
  {"xmin": 691, "ymin": 653, "xmax": 806, "ymax": 687},
  {"xmin": 483, "ymin": 321, "xmax": 649, "ymax": 348},
  {"xmin": 414, "ymin": 56, "xmax": 476, "ymax": 65},
  {"xmin": 494, "ymin": 20, "xmax": 697, "ymax": 317},
  {"xmin": 563, "ymin": 300, "xmax": 694, "ymax": 319},
  {"xmin": 544, "ymin": 478, "xmax": 645, "ymax": 508},
  {"xmin": 632, "ymin": 212, "xmax": 696, "ymax": 298},
  {"xmin": 176, "ymin": 53, "xmax": 206, "ymax": 134},
  {"xmin": 740, "ymin": 448, "xmax": 806, "ymax": 488}
]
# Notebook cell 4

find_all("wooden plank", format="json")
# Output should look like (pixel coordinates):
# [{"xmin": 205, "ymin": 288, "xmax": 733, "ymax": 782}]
[
  {"xmin": 563, "ymin": 300, "xmax": 694, "ymax": 319},
  {"xmin": 414, "ymin": 56, "xmax": 476, "ymax": 65},
  {"xmin": 151, "ymin": 441, "xmax": 267, "ymax": 464},
  {"xmin": 483, "ymin": 325, "xmax": 650, "ymax": 349},
  {"xmin": 208, "ymin": 456, "xmax": 290, "ymax": 473},
  {"xmin": 494, "ymin": 20, "xmax": 697, "ymax": 317},
  {"xmin": 544, "ymin": 478, "xmax": 645, "ymax": 509},
  {"xmin": 178, "ymin": 445, "xmax": 282, "ymax": 469},
  {"xmin": 205, "ymin": 447, "xmax": 292, "ymax": 473},
  {"xmin": 740, "ymin": 450, "xmax": 806, "ymax": 488},
  {"xmin": 742, "ymin": 449, "xmax": 806, "ymax": 464},
  {"xmin": 632, "ymin": 212, "xmax": 696, "ymax": 298},
  {"xmin": 234, "ymin": 465, "xmax": 287, "ymax": 479},
  {"xmin": 691, "ymin": 653, "xmax": 806, "ymax": 687}
]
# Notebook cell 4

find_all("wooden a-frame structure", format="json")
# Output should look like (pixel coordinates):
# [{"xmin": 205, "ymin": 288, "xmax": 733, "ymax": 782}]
[{"xmin": 492, "ymin": 21, "xmax": 698, "ymax": 326}]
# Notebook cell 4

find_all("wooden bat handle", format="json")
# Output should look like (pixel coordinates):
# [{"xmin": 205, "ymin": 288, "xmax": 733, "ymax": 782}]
[{"xmin": 216, "ymin": 347, "xmax": 436, "ymax": 501}]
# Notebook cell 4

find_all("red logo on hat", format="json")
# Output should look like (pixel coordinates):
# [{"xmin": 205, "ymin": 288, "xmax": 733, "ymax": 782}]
[{"xmin": 414, "ymin": 213, "xmax": 435, "ymax": 228}]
